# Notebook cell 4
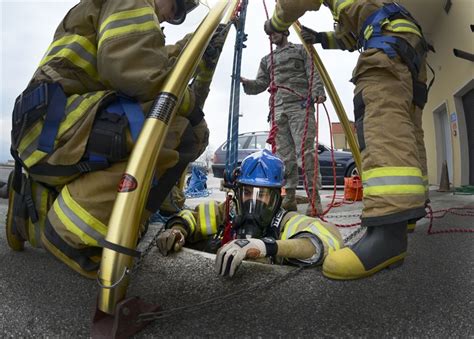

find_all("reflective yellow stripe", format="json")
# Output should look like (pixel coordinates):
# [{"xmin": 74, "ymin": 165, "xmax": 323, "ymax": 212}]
[
  {"xmin": 271, "ymin": 12, "xmax": 293, "ymax": 32},
  {"xmin": 363, "ymin": 167, "xmax": 424, "ymax": 196},
  {"xmin": 178, "ymin": 88, "xmax": 192, "ymax": 114},
  {"xmin": 42, "ymin": 34, "xmax": 96, "ymax": 58},
  {"xmin": 198, "ymin": 202, "xmax": 217, "ymax": 238},
  {"xmin": 54, "ymin": 186, "xmax": 107, "ymax": 247},
  {"xmin": 22, "ymin": 92, "xmax": 105, "ymax": 168},
  {"xmin": 40, "ymin": 35, "xmax": 98, "ymax": 79},
  {"xmin": 18, "ymin": 121, "xmax": 42, "ymax": 154},
  {"xmin": 99, "ymin": 7, "xmax": 155, "ymax": 34},
  {"xmin": 386, "ymin": 19, "xmax": 422, "ymax": 37},
  {"xmin": 40, "ymin": 49, "xmax": 98, "ymax": 79},
  {"xmin": 332, "ymin": 0, "xmax": 355, "ymax": 20},
  {"xmin": 196, "ymin": 62, "xmax": 213, "ymax": 82},
  {"xmin": 209, "ymin": 202, "xmax": 217, "ymax": 235},
  {"xmin": 98, "ymin": 7, "xmax": 159, "ymax": 49},
  {"xmin": 178, "ymin": 210, "xmax": 196, "ymax": 234},
  {"xmin": 99, "ymin": 21, "xmax": 159, "ymax": 49},
  {"xmin": 307, "ymin": 221, "xmax": 341, "ymax": 250},
  {"xmin": 282, "ymin": 215, "xmax": 307, "ymax": 240},
  {"xmin": 363, "ymin": 167, "xmax": 422, "ymax": 181},
  {"xmin": 364, "ymin": 18, "xmax": 422, "ymax": 41},
  {"xmin": 364, "ymin": 185, "xmax": 425, "ymax": 196},
  {"xmin": 18, "ymin": 94, "xmax": 79, "ymax": 155}
]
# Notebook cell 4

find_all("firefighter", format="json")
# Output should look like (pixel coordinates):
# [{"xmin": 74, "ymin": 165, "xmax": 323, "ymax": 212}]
[
  {"xmin": 6, "ymin": 0, "xmax": 225, "ymax": 279},
  {"xmin": 264, "ymin": 0, "xmax": 430, "ymax": 280},
  {"xmin": 240, "ymin": 29, "xmax": 326, "ymax": 216},
  {"xmin": 157, "ymin": 149, "xmax": 344, "ymax": 277}
]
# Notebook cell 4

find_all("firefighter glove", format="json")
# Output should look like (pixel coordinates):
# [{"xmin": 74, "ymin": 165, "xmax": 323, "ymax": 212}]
[
  {"xmin": 203, "ymin": 24, "xmax": 229, "ymax": 65},
  {"xmin": 301, "ymin": 25, "xmax": 322, "ymax": 44},
  {"xmin": 215, "ymin": 238, "xmax": 266, "ymax": 277},
  {"xmin": 157, "ymin": 228, "xmax": 185, "ymax": 256}
]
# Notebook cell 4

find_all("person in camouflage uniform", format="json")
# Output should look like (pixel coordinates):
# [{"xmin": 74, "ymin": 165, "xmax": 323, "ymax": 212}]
[{"xmin": 240, "ymin": 30, "xmax": 326, "ymax": 216}]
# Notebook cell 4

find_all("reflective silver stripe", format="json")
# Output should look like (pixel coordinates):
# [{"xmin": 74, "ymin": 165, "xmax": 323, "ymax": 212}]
[
  {"xmin": 57, "ymin": 193, "xmax": 104, "ymax": 243},
  {"xmin": 98, "ymin": 14, "xmax": 155, "ymax": 41},
  {"xmin": 204, "ymin": 203, "xmax": 213, "ymax": 236},
  {"xmin": 283, "ymin": 215, "xmax": 307, "ymax": 240},
  {"xmin": 364, "ymin": 176, "xmax": 424, "ymax": 187},
  {"xmin": 46, "ymin": 42, "xmax": 96, "ymax": 66},
  {"xmin": 308, "ymin": 224, "xmax": 336, "ymax": 250}
]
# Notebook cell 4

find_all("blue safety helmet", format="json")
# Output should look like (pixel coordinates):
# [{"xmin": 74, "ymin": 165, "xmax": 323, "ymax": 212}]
[{"xmin": 236, "ymin": 149, "xmax": 284, "ymax": 188}]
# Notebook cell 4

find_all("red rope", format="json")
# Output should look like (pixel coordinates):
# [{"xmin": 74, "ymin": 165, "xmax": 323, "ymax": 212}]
[
  {"xmin": 426, "ymin": 205, "xmax": 474, "ymax": 235},
  {"xmin": 262, "ymin": 0, "xmax": 278, "ymax": 154}
]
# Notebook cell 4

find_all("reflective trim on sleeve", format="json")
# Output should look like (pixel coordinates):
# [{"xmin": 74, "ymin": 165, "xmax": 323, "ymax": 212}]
[
  {"xmin": 271, "ymin": 12, "xmax": 293, "ymax": 32},
  {"xmin": 52, "ymin": 186, "xmax": 107, "ymax": 247},
  {"xmin": 98, "ymin": 7, "xmax": 160, "ymax": 49},
  {"xmin": 178, "ymin": 88, "xmax": 192, "ymax": 114},
  {"xmin": 40, "ymin": 35, "xmax": 98, "ymax": 79},
  {"xmin": 331, "ymin": 0, "xmax": 355, "ymax": 20},
  {"xmin": 281, "ymin": 214, "xmax": 308, "ymax": 240},
  {"xmin": 302, "ymin": 222, "xmax": 340, "ymax": 251},
  {"xmin": 19, "ymin": 92, "xmax": 106, "ymax": 168},
  {"xmin": 362, "ymin": 167, "xmax": 425, "ymax": 196},
  {"xmin": 177, "ymin": 209, "xmax": 196, "ymax": 235},
  {"xmin": 198, "ymin": 202, "xmax": 218, "ymax": 238}
]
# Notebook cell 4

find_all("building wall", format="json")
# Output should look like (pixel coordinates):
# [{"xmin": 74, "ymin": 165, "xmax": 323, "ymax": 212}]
[{"xmin": 422, "ymin": 1, "xmax": 474, "ymax": 186}]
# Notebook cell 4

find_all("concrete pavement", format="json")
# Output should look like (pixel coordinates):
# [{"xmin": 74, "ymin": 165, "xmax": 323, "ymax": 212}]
[{"xmin": 0, "ymin": 167, "xmax": 473, "ymax": 337}]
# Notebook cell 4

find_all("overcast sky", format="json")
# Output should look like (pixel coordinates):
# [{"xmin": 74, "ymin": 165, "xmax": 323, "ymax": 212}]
[{"xmin": 0, "ymin": 0, "xmax": 358, "ymax": 162}]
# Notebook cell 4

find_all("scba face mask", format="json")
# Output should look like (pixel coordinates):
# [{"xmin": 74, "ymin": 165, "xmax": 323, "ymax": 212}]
[{"xmin": 234, "ymin": 185, "xmax": 281, "ymax": 239}]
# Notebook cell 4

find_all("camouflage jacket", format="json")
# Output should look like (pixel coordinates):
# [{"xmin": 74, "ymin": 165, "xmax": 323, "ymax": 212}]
[{"xmin": 242, "ymin": 43, "xmax": 325, "ymax": 107}]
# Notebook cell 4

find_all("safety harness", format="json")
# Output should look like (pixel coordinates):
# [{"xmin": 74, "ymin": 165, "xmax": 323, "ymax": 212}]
[
  {"xmin": 9, "ymin": 83, "xmax": 146, "ymax": 255},
  {"xmin": 358, "ymin": 2, "xmax": 434, "ymax": 108},
  {"xmin": 11, "ymin": 83, "xmax": 145, "ymax": 178}
]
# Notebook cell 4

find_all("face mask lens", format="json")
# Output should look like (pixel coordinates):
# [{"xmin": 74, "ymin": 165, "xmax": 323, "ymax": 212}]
[{"xmin": 238, "ymin": 186, "xmax": 279, "ymax": 227}]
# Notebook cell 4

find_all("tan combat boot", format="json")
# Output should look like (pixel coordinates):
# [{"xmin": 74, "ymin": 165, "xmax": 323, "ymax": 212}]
[
  {"xmin": 305, "ymin": 190, "xmax": 323, "ymax": 216},
  {"xmin": 281, "ymin": 188, "xmax": 297, "ymax": 211}
]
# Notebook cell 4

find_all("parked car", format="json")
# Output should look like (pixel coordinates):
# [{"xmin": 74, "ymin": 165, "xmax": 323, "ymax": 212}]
[{"xmin": 211, "ymin": 131, "xmax": 358, "ymax": 186}]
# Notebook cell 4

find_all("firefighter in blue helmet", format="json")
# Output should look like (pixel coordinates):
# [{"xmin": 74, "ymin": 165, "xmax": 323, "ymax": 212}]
[{"xmin": 158, "ymin": 149, "xmax": 344, "ymax": 277}]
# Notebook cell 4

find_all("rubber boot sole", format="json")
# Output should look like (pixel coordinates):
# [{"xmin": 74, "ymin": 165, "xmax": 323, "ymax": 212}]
[
  {"xmin": 5, "ymin": 175, "xmax": 25, "ymax": 251},
  {"xmin": 323, "ymin": 253, "xmax": 406, "ymax": 280}
]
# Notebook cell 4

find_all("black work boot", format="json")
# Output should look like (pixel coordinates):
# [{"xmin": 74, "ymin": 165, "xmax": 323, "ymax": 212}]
[{"xmin": 323, "ymin": 221, "xmax": 407, "ymax": 280}]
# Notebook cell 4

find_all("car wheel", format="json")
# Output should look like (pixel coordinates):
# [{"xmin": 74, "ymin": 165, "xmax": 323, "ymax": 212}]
[{"xmin": 346, "ymin": 163, "xmax": 359, "ymax": 177}]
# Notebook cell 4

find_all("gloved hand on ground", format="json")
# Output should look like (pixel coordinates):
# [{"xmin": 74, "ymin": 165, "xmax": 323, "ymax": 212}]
[
  {"xmin": 215, "ymin": 238, "xmax": 266, "ymax": 277},
  {"xmin": 157, "ymin": 228, "xmax": 186, "ymax": 256}
]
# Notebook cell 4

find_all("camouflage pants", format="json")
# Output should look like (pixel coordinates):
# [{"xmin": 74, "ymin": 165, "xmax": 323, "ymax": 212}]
[{"xmin": 274, "ymin": 102, "xmax": 322, "ymax": 194}]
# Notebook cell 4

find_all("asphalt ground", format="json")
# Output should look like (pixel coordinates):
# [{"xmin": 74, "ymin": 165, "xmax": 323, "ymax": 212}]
[{"xmin": 0, "ymin": 166, "xmax": 473, "ymax": 337}]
